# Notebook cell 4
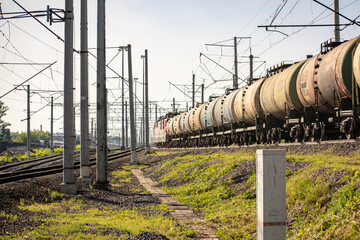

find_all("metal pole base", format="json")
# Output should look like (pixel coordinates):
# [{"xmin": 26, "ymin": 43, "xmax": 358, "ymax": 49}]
[
  {"xmin": 59, "ymin": 183, "xmax": 77, "ymax": 195},
  {"xmin": 130, "ymin": 150, "xmax": 138, "ymax": 165},
  {"xmin": 93, "ymin": 182, "xmax": 112, "ymax": 190},
  {"xmin": 80, "ymin": 166, "xmax": 91, "ymax": 178},
  {"xmin": 77, "ymin": 177, "xmax": 92, "ymax": 188}
]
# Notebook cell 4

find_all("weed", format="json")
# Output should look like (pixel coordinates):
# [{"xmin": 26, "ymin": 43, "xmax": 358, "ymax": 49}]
[
  {"xmin": 16, "ymin": 199, "xmax": 193, "ymax": 239},
  {"xmin": 50, "ymin": 191, "xmax": 64, "ymax": 201}
]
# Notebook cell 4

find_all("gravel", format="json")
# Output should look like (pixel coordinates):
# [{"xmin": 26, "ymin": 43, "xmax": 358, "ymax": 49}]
[{"xmin": 0, "ymin": 153, "xmax": 165, "ymax": 238}]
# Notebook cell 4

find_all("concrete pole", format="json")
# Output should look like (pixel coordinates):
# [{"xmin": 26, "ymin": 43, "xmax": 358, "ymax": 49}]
[
  {"xmin": 91, "ymin": 118, "xmax": 94, "ymax": 147},
  {"xmin": 256, "ymin": 149, "xmax": 286, "ymax": 240},
  {"xmin": 125, "ymin": 100, "xmax": 128, "ymax": 148},
  {"xmin": 121, "ymin": 48, "xmax": 125, "ymax": 150},
  {"xmin": 128, "ymin": 44, "xmax": 137, "ymax": 165},
  {"xmin": 134, "ymin": 78, "xmax": 137, "ymax": 146},
  {"xmin": 233, "ymin": 36, "xmax": 238, "ymax": 89},
  {"xmin": 334, "ymin": 0, "xmax": 340, "ymax": 42},
  {"xmin": 173, "ymin": 98, "xmax": 175, "ymax": 113},
  {"xmin": 79, "ymin": 0, "xmax": 91, "ymax": 188},
  {"xmin": 192, "ymin": 73, "xmax": 195, "ymax": 108},
  {"xmin": 155, "ymin": 104, "xmax": 157, "ymax": 122},
  {"xmin": 50, "ymin": 96, "xmax": 53, "ymax": 154},
  {"xmin": 201, "ymin": 83, "xmax": 204, "ymax": 103},
  {"xmin": 60, "ymin": 0, "xmax": 76, "ymax": 195},
  {"xmin": 142, "ymin": 57, "xmax": 145, "ymax": 148},
  {"xmin": 145, "ymin": 49, "xmax": 150, "ymax": 152},
  {"xmin": 95, "ymin": 0, "xmax": 109, "ymax": 189},
  {"xmin": 249, "ymin": 51, "xmax": 254, "ymax": 86},
  {"xmin": 27, "ymin": 85, "xmax": 30, "ymax": 158}
]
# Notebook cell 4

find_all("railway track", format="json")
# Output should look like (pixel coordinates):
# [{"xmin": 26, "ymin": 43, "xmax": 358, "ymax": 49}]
[
  {"xmin": 0, "ymin": 148, "xmax": 143, "ymax": 185},
  {"xmin": 157, "ymin": 138, "xmax": 360, "ymax": 150}
]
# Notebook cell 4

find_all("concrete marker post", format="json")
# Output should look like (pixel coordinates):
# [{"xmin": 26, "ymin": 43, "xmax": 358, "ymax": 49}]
[{"xmin": 256, "ymin": 149, "xmax": 286, "ymax": 240}]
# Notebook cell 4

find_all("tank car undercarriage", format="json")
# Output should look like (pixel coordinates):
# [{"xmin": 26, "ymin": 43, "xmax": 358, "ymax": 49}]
[{"xmin": 164, "ymin": 102, "xmax": 360, "ymax": 148}]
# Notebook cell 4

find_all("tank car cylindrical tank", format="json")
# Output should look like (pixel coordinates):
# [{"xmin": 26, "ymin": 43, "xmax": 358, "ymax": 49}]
[
  {"xmin": 260, "ymin": 60, "xmax": 306, "ymax": 120},
  {"xmin": 185, "ymin": 108, "xmax": 196, "ymax": 132},
  {"xmin": 167, "ymin": 117, "xmax": 175, "ymax": 136},
  {"xmin": 172, "ymin": 114, "xmax": 182, "ymax": 135},
  {"xmin": 223, "ymin": 88, "xmax": 244, "ymax": 124},
  {"xmin": 297, "ymin": 37, "xmax": 360, "ymax": 114},
  {"xmin": 189, "ymin": 104, "xmax": 205, "ymax": 131},
  {"xmin": 234, "ymin": 79, "xmax": 265, "ymax": 125},
  {"xmin": 353, "ymin": 39, "xmax": 360, "ymax": 87},
  {"xmin": 177, "ymin": 112, "xmax": 186, "ymax": 134},
  {"xmin": 182, "ymin": 111, "xmax": 191, "ymax": 133},
  {"xmin": 212, "ymin": 95, "xmax": 227, "ymax": 127},
  {"xmin": 208, "ymin": 96, "xmax": 221, "ymax": 127},
  {"xmin": 200, "ymin": 102, "xmax": 213, "ymax": 130}
]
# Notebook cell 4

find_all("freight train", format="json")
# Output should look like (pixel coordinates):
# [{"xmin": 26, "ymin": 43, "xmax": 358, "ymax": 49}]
[{"xmin": 154, "ymin": 36, "xmax": 360, "ymax": 148}]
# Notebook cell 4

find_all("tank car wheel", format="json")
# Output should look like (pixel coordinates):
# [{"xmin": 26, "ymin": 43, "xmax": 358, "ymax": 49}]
[
  {"xmin": 247, "ymin": 134, "xmax": 253, "ymax": 145},
  {"xmin": 277, "ymin": 128, "xmax": 282, "ymax": 143},
  {"xmin": 320, "ymin": 122, "xmax": 326, "ymax": 141},
  {"xmin": 266, "ymin": 131, "xmax": 272, "ymax": 144},
  {"xmin": 227, "ymin": 137, "xmax": 232, "ymax": 146},
  {"xmin": 346, "ymin": 131, "xmax": 356, "ymax": 140}
]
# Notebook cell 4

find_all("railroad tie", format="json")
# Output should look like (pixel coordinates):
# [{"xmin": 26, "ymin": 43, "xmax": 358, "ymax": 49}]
[{"xmin": 131, "ymin": 169, "xmax": 219, "ymax": 240}]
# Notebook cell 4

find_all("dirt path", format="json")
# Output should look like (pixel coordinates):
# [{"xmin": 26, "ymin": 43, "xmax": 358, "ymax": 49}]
[{"xmin": 131, "ymin": 169, "xmax": 220, "ymax": 240}]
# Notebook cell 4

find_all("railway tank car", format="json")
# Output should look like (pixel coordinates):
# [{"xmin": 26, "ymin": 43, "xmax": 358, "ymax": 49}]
[{"xmin": 153, "ymin": 36, "xmax": 360, "ymax": 148}]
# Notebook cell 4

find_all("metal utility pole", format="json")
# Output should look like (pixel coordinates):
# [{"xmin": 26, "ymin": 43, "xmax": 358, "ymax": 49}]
[
  {"xmin": 125, "ymin": 100, "xmax": 128, "ymax": 148},
  {"xmin": 173, "ymin": 98, "xmax": 175, "ymax": 113},
  {"xmin": 95, "ymin": 0, "xmax": 109, "ymax": 188},
  {"xmin": 192, "ymin": 73, "xmax": 195, "ymax": 108},
  {"xmin": 79, "ymin": 0, "xmax": 91, "ymax": 188},
  {"xmin": 27, "ymin": 85, "xmax": 30, "ymax": 158},
  {"xmin": 60, "ymin": 0, "xmax": 76, "ymax": 195},
  {"xmin": 91, "ymin": 118, "xmax": 94, "ymax": 147},
  {"xmin": 249, "ymin": 48, "xmax": 254, "ymax": 86},
  {"xmin": 50, "ymin": 96, "xmax": 53, "ymax": 154},
  {"xmin": 144, "ymin": 49, "xmax": 150, "ymax": 152},
  {"xmin": 142, "ymin": 55, "xmax": 145, "ymax": 148},
  {"xmin": 128, "ymin": 44, "xmax": 137, "ymax": 165},
  {"xmin": 201, "ymin": 84, "xmax": 204, "ymax": 103},
  {"xmin": 121, "ymin": 47, "xmax": 125, "ymax": 150},
  {"xmin": 155, "ymin": 104, "xmax": 157, "ymax": 122},
  {"xmin": 334, "ymin": 0, "xmax": 340, "ymax": 42},
  {"xmin": 233, "ymin": 37, "xmax": 238, "ymax": 89},
  {"xmin": 134, "ymin": 78, "xmax": 137, "ymax": 147}
]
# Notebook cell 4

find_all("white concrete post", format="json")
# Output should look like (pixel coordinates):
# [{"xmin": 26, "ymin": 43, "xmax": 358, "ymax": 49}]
[{"xmin": 256, "ymin": 149, "xmax": 286, "ymax": 240}]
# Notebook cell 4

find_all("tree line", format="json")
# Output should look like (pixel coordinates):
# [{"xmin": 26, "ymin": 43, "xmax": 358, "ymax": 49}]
[{"xmin": 0, "ymin": 101, "xmax": 51, "ymax": 143}]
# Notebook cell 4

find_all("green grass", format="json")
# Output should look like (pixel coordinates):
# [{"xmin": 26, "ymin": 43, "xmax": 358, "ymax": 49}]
[
  {"xmin": 145, "ymin": 149, "xmax": 360, "ymax": 240},
  {"xmin": 3, "ymin": 198, "xmax": 193, "ymax": 240},
  {"xmin": 0, "ymin": 147, "xmax": 63, "ymax": 165},
  {"xmin": 148, "ymin": 151, "xmax": 174, "ymax": 156}
]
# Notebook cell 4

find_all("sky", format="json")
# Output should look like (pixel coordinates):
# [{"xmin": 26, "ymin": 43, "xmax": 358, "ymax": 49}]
[{"xmin": 1, "ymin": 0, "xmax": 360, "ymax": 139}]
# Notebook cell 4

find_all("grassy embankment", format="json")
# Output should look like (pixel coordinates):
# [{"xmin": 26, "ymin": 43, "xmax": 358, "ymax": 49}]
[
  {"xmin": 2, "ymin": 148, "xmax": 359, "ymax": 239},
  {"xmin": 146, "ymin": 149, "xmax": 360, "ymax": 239}
]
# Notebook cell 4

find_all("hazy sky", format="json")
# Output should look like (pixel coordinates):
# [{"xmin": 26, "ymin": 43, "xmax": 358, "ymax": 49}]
[{"xmin": 1, "ymin": 0, "xmax": 360, "ymax": 136}]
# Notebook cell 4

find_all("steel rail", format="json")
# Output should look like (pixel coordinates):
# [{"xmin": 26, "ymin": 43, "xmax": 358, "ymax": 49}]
[{"xmin": 0, "ymin": 148, "xmax": 143, "ymax": 185}]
